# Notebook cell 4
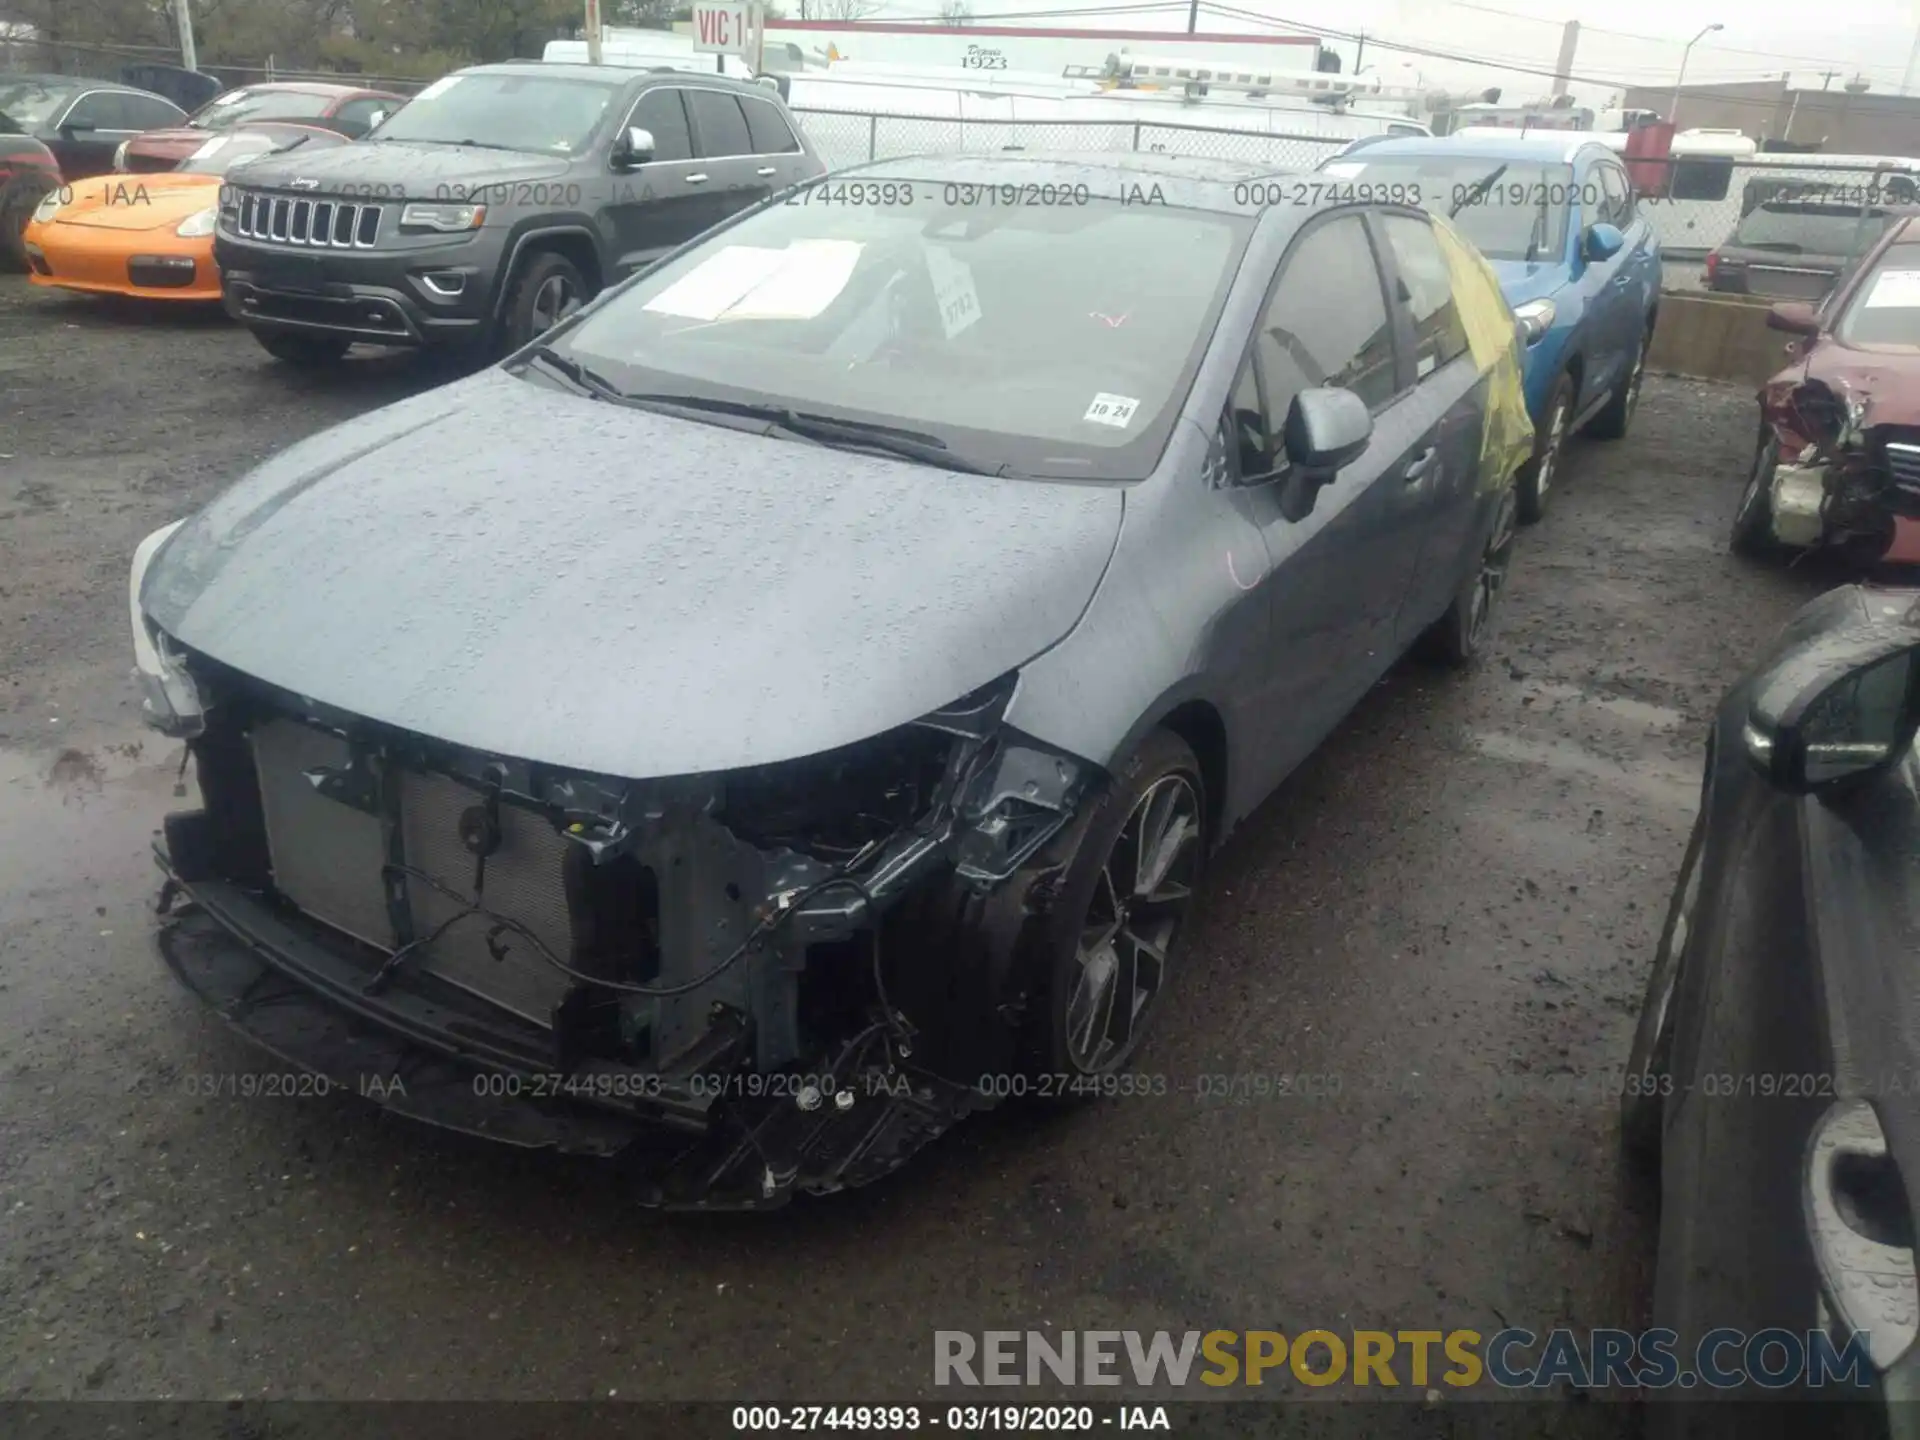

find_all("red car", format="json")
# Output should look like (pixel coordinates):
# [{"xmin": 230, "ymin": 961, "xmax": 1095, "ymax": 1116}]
[
  {"xmin": 115, "ymin": 81, "xmax": 405, "ymax": 174},
  {"xmin": 1732, "ymin": 211, "xmax": 1920, "ymax": 567},
  {"xmin": 0, "ymin": 124, "xmax": 64, "ymax": 271}
]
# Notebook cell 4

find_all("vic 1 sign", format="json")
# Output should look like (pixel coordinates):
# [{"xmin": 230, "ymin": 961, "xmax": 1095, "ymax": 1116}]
[{"xmin": 692, "ymin": 2, "xmax": 753, "ymax": 55}]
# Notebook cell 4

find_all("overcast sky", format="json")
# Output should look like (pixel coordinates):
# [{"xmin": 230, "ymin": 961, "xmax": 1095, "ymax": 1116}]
[{"xmin": 861, "ymin": 0, "xmax": 1920, "ymax": 106}]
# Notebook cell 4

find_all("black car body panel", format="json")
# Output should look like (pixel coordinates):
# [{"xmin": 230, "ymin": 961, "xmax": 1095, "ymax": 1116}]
[
  {"xmin": 0, "ymin": 73, "xmax": 186, "ymax": 180},
  {"xmin": 211, "ymin": 62, "xmax": 824, "ymax": 353},
  {"xmin": 138, "ymin": 153, "xmax": 1530, "ymax": 1206},
  {"xmin": 1647, "ymin": 583, "xmax": 1920, "ymax": 1430}
]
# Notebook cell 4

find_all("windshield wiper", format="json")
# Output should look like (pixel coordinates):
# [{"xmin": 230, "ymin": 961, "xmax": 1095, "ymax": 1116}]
[
  {"xmin": 519, "ymin": 345, "xmax": 624, "ymax": 400},
  {"xmin": 605, "ymin": 390, "xmax": 1004, "ymax": 475},
  {"xmin": 1450, "ymin": 164, "xmax": 1508, "ymax": 219}
]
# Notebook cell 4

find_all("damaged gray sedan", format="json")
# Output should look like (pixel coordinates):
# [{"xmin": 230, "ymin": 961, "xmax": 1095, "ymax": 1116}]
[{"xmin": 130, "ymin": 153, "xmax": 1534, "ymax": 1208}]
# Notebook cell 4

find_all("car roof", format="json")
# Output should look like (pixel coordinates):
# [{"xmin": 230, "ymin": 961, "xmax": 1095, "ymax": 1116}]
[
  {"xmin": 0, "ymin": 72, "xmax": 153, "ymax": 95},
  {"xmin": 1340, "ymin": 132, "xmax": 1614, "ymax": 165},
  {"xmin": 221, "ymin": 80, "xmax": 386, "ymax": 97},
  {"xmin": 842, "ymin": 150, "xmax": 1296, "ymax": 213},
  {"xmin": 458, "ymin": 60, "xmax": 767, "ymax": 95}
]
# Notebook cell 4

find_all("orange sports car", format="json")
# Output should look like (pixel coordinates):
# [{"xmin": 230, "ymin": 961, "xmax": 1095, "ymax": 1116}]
[{"xmin": 22, "ymin": 123, "xmax": 349, "ymax": 302}]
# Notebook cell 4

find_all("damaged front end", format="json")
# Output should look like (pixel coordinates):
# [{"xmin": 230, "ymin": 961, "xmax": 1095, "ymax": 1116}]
[
  {"xmin": 146, "ymin": 644, "xmax": 1103, "ymax": 1210},
  {"xmin": 1759, "ymin": 376, "xmax": 1920, "ymax": 564}
]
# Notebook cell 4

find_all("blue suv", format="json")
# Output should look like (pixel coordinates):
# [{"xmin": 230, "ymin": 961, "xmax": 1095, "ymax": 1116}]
[{"xmin": 1321, "ymin": 134, "xmax": 1661, "ymax": 521}]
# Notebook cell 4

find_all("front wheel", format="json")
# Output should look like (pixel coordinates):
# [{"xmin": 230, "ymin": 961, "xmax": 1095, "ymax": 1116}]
[
  {"xmin": 500, "ymin": 251, "xmax": 590, "ymax": 356},
  {"xmin": 1516, "ymin": 374, "xmax": 1573, "ymax": 524},
  {"xmin": 1022, "ymin": 730, "xmax": 1206, "ymax": 1083}
]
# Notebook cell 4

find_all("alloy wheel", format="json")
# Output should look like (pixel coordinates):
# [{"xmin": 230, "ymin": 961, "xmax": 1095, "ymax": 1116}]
[
  {"xmin": 1065, "ymin": 775, "xmax": 1202, "ymax": 1072},
  {"xmin": 1467, "ymin": 491, "xmax": 1518, "ymax": 649},
  {"xmin": 530, "ymin": 274, "xmax": 579, "ymax": 334},
  {"xmin": 1536, "ymin": 396, "xmax": 1569, "ymax": 500}
]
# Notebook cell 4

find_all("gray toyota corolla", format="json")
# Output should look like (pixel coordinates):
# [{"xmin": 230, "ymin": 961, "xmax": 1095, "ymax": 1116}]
[{"xmin": 130, "ymin": 152, "xmax": 1533, "ymax": 1208}]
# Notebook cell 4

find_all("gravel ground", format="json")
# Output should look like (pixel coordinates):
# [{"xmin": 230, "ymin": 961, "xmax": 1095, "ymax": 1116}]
[{"xmin": 0, "ymin": 276, "xmax": 1830, "ymax": 1422}]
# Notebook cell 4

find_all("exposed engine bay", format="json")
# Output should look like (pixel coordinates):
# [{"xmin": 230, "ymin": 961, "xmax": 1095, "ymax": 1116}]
[
  {"xmin": 148, "ymin": 647, "xmax": 1102, "ymax": 1209},
  {"xmin": 1757, "ymin": 376, "xmax": 1920, "ymax": 565}
]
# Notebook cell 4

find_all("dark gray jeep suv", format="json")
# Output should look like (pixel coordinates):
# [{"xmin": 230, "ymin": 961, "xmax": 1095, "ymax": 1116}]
[{"xmin": 212, "ymin": 62, "xmax": 825, "ymax": 366}]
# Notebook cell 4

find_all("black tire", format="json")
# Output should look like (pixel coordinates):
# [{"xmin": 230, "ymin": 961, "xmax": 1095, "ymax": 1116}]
[
  {"xmin": 1516, "ymin": 373, "xmax": 1573, "ymax": 524},
  {"xmin": 1729, "ymin": 431, "xmax": 1782, "ymax": 559},
  {"xmin": 1586, "ymin": 323, "xmax": 1650, "ymax": 441},
  {"xmin": 253, "ymin": 330, "xmax": 351, "ymax": 367},
  {"xmin": 1020, "ymin": 729, "xmax": 1206, "ymax": 1084},
  {"xmin": 0, "ymin": 172, "xmax": 56, "ymax": 273},
  {"xmin": 1419, "ymin": 483, "xmax": 1518, "ymax": 667},
  {"xmin": 1621, "ymin": 810, "xmax": 1706, "ymax": 1177},
  {"xmin": 499, "ymin": 250, "xmax": 590, "ymax": 357}
]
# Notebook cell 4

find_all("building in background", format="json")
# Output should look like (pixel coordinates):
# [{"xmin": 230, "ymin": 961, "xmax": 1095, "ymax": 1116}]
[
  {"xmin": 1622, "ymin": 78, "xmax": 1920, "ymax": 155},
  {"xmin": 670, "ymin": 20, "xmax": 1327, "ymax": 78}
]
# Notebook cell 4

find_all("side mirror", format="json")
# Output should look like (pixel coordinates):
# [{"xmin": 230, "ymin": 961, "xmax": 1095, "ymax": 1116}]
[
  {"xmin": 1745, "ymin": 631, "xmax": 1920, "ymax": 794},
  {"xmin": 1275, "ymin": 388, "xmax": 1372, "ymax": 520},
  {"xmin": 1584, "ymin": 222, "xmax": 1625, "ymax": 262},
  {"xmin": 612, "ymin": 126, "xmax": 656, "ymax": 169},
  {"xmin": 1284, "ymin": 387, "xmax": 1372, "ymax": 476},
  {"xmin": 1767, "ymin": 300, "xmax": 1822, "ymax": 337}
]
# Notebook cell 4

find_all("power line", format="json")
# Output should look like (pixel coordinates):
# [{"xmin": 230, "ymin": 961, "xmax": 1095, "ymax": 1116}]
[
  {"xmin": 1434, "ymin": 0, "xmax": 1908, "ymax": 80},
  {"xmin": 1192, "ymin": 0, "xmax": 1878, "ymax": 112}
]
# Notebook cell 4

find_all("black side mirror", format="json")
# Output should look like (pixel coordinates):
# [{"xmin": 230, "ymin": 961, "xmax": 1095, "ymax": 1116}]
[{"xmin": 1746, "ymin": 630, "xmax": 1920, "ymax": 794}]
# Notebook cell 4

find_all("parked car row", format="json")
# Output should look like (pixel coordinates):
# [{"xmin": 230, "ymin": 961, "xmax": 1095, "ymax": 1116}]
[{"xmin": 0, "ymin": 72, "xmax": 406, "ymax": 270}]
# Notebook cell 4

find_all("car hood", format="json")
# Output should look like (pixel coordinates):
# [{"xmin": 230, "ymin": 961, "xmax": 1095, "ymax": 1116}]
[
  {"xmin": 1488, "ymin": 258, "xmax": 1569, "ymax": 308},
  {"xmin": 53, "ymin": 174, "xmax": 218, "ymax": 230},
  {"xmin": 227, "ymin": 141, "xmax": 569, "ymax": 193},
  {"xmin": 141, "ymin": 370, "xmax": 1124, "ymax": 779}
]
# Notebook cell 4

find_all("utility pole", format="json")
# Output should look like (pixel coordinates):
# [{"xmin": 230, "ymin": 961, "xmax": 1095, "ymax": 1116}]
[
  {"xmin": 172, "ymin": 0, "xmax": 197, "ymax": 71},
  {"xmin": 1819, "ymin": 70, "xmax": 1839, "ymax": 90},
  {"xmin": 1550, "ymin": 18, "xmax": 1579, "ymax": 97},
  {"xmin": 1354, "ymin": 32, "xmax": 1365, "ymax": 73},
  {"xmin": 1186, "ymin": 0, "xmax": 1198, "ymax": 35},
  {"xmin": 1668, "ymin": 22, "xmax": 1722, "ymax": 126},
  {"xmin": 585, "ymin": 0, "xmax": 603, "ymax": 65}
]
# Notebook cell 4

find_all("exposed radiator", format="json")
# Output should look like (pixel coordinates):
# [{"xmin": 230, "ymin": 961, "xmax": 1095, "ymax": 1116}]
[{"xmin": 250, "ymin": 718, "xmax": 577, "ymax": 1026}]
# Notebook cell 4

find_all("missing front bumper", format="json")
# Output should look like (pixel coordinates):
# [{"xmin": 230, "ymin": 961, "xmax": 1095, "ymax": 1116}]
[{"xmin": 155, "ymin": 864, "xmax": 990, "ymax": 1210}]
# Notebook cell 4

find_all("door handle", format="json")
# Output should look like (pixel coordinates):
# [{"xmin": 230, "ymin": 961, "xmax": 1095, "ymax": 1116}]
[
  {"xmin": 757, "ymin": 166, "xmax": 777, "ymax": 177},
  {"xmin": 684, "ymin": 173, "xmax": 709, "ymax": 184},
  {"xmin": 1402, "ymin": 446, "xmax": 1438, "ymax": 483}
]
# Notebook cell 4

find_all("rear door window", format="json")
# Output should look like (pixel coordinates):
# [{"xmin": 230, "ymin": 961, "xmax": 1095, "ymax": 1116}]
[
  {"xmin": 687, "ymin": 89, "xmax": 752, "ymax": 159},
  {"xmin": 741, "ymin": 95, "xmax": 800, "ymax": 154},
  {"xmin": 1380, "ymin": 212, "xmax": 1471, "ymax": 377}
]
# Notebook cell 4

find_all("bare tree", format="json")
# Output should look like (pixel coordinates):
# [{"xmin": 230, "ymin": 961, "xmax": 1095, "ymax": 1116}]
[
  {"xmin": 936, "ymin": 0, "xmax": 972, "ymax": 20},
  {"xmin": 817, "ymin": 0, "xmax": 881, "ymax": 19}
]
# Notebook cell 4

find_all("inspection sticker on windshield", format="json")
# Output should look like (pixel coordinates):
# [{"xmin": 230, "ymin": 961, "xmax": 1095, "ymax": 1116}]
[
  {"xmin": 1865, "ymin": 269, "xmax": 1920, "ymax": 308},
  {"xmin": 925, "ymin": 244, "xmax": 981, "ymax": 339},
  {"xmin": 1083, "ymin": 393, "xmax": 1140, "ymax": 428}
]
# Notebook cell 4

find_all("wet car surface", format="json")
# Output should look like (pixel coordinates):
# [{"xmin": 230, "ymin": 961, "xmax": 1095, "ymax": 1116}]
[{"xmin": 0, "ymin": 269, "xmax": 1833, "ymax": 1410}]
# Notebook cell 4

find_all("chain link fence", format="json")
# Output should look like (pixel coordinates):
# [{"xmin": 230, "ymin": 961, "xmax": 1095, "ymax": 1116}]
[
  {"xmin": 1634, "ymin": 160, "xmax": 1920, "ymax": 258},
  {"xmin": 2, "ymin": 36, "xmax": 432, "ymax": 97},
  {"xmin": 791, "ymin": 108, "xmax": 1349, "ymax": 177}
]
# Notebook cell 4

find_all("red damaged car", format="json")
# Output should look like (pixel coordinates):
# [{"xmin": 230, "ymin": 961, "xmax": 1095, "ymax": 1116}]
[
  {"xmin": 114, "ymin": 81, "xmax": 404, "ymax": 174},
  {"xmin": 1732, "ymin": 211, "xmax": 1920, "ymax": 566}
]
